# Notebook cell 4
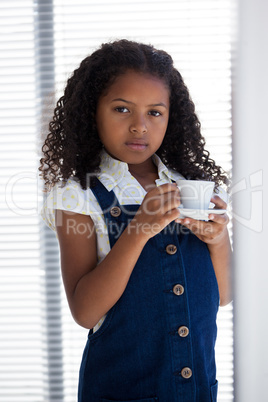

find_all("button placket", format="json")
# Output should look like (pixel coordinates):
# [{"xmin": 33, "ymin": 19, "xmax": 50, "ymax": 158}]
[
  {"xmin": 171, "ymin": 260, "xmax": 192, "ymax": 383},
  {"xmin": 162, "ymin": 235, "xmax": 195, "ymax": 393}
]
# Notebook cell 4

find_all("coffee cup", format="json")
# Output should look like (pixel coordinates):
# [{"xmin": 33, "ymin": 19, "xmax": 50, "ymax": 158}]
[{"xmin": 176, "ymin": 179, "xmax": 215, "ymax": 210}]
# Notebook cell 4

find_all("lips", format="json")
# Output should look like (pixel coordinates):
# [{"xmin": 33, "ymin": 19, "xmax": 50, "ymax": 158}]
[{"xmin": 125, "ymin": 140, "xmax": 148, "ymax": 151}]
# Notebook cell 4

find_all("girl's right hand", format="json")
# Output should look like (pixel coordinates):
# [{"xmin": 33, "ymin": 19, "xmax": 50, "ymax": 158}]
[{"xmin": 132, "ymin": 183, "xmax": 181, "ymax": 239}]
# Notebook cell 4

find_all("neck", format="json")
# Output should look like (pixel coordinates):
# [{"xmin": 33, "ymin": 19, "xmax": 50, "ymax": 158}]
[{"xmin": 128, "ymin": 157, "xmax": 159, "ymax": 191}]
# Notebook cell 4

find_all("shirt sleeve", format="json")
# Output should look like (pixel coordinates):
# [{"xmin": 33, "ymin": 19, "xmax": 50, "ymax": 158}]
[{"xmin": 40, "ymin": 179, "xmax": 104, "ymax": 231}]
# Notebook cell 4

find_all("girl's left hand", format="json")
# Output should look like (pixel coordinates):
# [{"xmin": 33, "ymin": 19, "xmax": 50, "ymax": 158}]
[{"xmin": 176, "ymin": 195, "xmax": 229, "ymax": 245}]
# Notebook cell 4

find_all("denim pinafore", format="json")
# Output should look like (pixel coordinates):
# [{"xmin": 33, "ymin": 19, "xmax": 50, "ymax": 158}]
[{"xmin": 78, "ymin": 179, "xmax": 219, "ymax": 402}]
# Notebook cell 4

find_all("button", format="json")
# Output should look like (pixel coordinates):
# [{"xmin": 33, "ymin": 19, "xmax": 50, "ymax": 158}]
[
  {"xmin": 181, "ymin": 367, "xmax": 192, "ymax": 379},
  {"xmin": 173, "ymin": 284, "xmax": 184, "ymax": 296},
  {"xmin": 178, "ymin": 326, "xmax": 189, "ymax": 337},
  {"xmin": 110, "ymin": 206, "xmax": 121, "ymax": 217},
  {"xmin": 166, "ymin": 244, "xmax": 177, "ymax": 255}
]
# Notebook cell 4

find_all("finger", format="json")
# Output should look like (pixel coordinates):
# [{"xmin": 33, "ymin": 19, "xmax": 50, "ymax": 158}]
[
  {"xmin": 208, "ymin": 212, "xmax": 229, "ymax": 225},
  {"xmin": 177, "ymin": 217, "xmax": 205, "ymax": 229},
  {"xmin": 180, "ymin": 219, "xmax": 216, "ymax": 240},
  {"xmin": 160, "ymin": 201, "xmax": 181, "ymax": 218},
  {"xmin": 178, "ymin": 216, "xmax": 215, "ymax": 230},
  {"xmin": 154, "ymin": 189, "xmax": 181, "ymax": 213},
  {"xmin": 154, "ymin": 183, "xmax": 179, "ymax": 195},
  {"xmin": 141, "ymin": 191, "xmax": 181, "ymax": 219},
  {"xmin": 147, "ymin": 185, "xmax": 180, "ymax": 207},
  {"xmin": 165, "ymin": 207, "xmax": 181, "ymax": 222},
  {"xmin": 210, "ymin": 195, "xmax": 227, "ymax": 210}
]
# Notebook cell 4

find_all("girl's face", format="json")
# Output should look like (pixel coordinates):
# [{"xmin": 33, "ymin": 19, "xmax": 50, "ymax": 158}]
[{"xmin": 96, "ymin": 70, "xmax": 170, "ymax": 165}]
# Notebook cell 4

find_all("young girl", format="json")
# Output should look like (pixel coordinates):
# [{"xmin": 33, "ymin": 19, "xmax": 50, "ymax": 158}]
[{"xmin": 40, "ymin": 39, "xmax": 231, "ymax": 402}]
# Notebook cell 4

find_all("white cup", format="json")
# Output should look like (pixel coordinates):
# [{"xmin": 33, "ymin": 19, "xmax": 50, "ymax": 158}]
[{"xmin": 176, "ymin": 179, "xmax": 215, "ymax": 210}]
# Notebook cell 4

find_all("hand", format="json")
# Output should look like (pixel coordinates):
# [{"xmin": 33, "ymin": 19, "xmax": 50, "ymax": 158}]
[
  {"xmin": 176, "ymin": 195, "xmax": 229, "ymax": 245},
  {"xmin": 132, "ymin": 183, "xmax": 181, "ymax": 239}
]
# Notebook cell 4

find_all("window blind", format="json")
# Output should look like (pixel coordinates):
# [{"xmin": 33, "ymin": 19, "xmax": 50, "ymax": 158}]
[
  {"xmin": 0, "ymin": 1, "xmax": 45, "ymax": 401},
  {"xmin": 0, "ymin": 1, "xmax": 233, "ymax": 401}
]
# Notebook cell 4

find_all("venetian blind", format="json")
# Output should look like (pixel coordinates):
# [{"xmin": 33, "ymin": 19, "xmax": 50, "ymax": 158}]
[
  {"xmin": 0, "ymin": 0, "xmax": 233, "ymax": 401},
  {"xmin": 0, "ymin": 1, "xmax": 45, "ymax": 401}
]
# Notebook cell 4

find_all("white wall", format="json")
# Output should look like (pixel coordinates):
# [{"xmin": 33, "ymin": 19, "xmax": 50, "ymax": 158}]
[{"xmin": 232, "ymin": 0, "xmax": 268, "ymax": 400}]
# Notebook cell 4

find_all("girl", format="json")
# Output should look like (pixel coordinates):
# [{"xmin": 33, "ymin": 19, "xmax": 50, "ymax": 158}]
[{"xmin": 40, "ymin": 39, "xmax": 231, "ymax": 402}]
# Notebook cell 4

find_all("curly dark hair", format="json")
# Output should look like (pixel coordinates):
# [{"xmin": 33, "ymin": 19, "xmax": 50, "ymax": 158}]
[{"xmin": 39, "ymin": 39, "xmax": 228, "ymax": 191}]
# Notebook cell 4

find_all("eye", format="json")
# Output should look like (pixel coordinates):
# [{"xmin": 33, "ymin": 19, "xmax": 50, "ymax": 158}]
[
  {"xmin": 148, "ymin": 110, "xmax": 162, "ymax": 117},
  {"xmin": 115, "ymin": 107, "xmax": 129, "ymax": 113}
]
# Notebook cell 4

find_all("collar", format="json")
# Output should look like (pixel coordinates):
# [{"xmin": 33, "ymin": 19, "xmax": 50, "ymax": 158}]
[
  {"xmin": 97, "ymin": 150, "xmax": 184, "ymax": 191},
  {"xmin": 97, "ymin": 150, "xmax": 129, "ymax": 191}
]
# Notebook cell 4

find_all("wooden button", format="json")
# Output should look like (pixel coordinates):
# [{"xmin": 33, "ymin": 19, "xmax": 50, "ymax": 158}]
[
  {"xmin": 173, "ymin": 284, "xmax": 184, "ymax": 296},
  {"xmin": 166, "ymin": 244, "xmax": 177, "ymax": 255},
  {"xmin": 110, "ymin": 206, "xmax": 121, "ymax": 217},
  {"xmin": 181, "ymin": 367, "xmax": 192, "ymax": 379},
  {"xmin": 178, "ymin": 326, "xmax": 189, "ymax": 337}
]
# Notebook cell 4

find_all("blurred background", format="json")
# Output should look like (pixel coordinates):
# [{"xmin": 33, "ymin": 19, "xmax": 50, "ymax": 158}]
[{"xmin": 0, "ymin": 0, "xmax": 239, "ymax": 401}]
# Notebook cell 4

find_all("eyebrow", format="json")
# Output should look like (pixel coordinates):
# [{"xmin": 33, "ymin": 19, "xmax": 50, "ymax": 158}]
[{"xmin": 111, "ymin": 98, "xmax": 168, "ymax": 108}]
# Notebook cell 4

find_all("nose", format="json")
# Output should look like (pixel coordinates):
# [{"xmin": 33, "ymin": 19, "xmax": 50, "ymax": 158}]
[{"xmin": 129, "ymin": 113, "xmax": 147, "ymax": 134}]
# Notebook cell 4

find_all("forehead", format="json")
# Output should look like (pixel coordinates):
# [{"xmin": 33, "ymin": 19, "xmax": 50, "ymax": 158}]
[{"xmin": 103, "ymin": 70, "xmax": 170, "ymax": 102}]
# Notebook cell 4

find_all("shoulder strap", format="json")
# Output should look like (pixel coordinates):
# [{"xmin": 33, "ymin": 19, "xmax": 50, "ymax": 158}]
[{"xmin": 90, "ymin": 178, "xmax": 120, "ymax": 215}]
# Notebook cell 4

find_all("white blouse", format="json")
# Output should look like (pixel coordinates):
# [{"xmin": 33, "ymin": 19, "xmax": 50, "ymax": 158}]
[{"xmin": 41, "ymin": 150, "xmax": 188, "ymax": 261}]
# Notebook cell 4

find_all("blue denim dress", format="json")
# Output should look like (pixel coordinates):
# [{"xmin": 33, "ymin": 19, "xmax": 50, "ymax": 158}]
[{"xmin": 78, "ymin": 179, "xmax": 219, "ymax": 402}]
